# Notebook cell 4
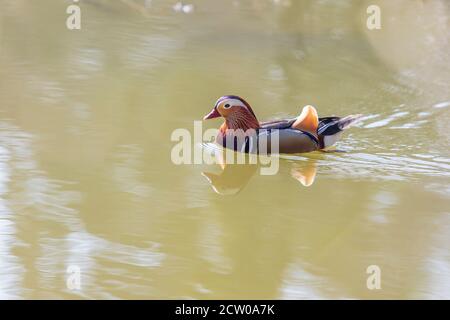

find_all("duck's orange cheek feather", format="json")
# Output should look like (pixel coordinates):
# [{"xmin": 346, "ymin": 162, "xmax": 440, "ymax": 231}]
[{"xmin": 218, "ymin": 106, "xmax": 234, "ymax": 117}]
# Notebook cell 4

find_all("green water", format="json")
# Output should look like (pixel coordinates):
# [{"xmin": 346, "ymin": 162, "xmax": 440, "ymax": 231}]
[{"xmin": 0, "ymin": 0, "xmax": 449, "ymax": 299}]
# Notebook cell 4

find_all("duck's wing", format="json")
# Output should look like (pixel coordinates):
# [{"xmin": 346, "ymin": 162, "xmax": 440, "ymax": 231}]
[
  {"xmin": 291, "ymin": 106, "xmax": 319, "ymax": 136},
  {"xmin": 261, "ymin": 116, "xmax": 339, "ymax": 131},
  {"xmin": 319, "ymin": 116, "xmax": 341, "ymax": 124},
  {"xmin": 318, "ymin": 115, "xmax": 362, "ymax": 148},
  {"xmin": 260, "ymin": 118, "xmax": 296, "ymax": 130},
  {"xmin": 262, "ymin": 116, "xmax": 359, "ymax": 132}
]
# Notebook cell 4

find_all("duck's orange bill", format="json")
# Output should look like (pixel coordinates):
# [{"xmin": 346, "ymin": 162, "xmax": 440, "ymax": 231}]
[{"xmin": 203, "ymin": 108, "xmax": 221, "ymax": 120}]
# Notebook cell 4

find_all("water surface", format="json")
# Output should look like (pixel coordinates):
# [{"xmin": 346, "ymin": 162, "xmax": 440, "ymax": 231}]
[{"xmin": 0, "ymin": 0, "xmax": 449, "ymax": 299}]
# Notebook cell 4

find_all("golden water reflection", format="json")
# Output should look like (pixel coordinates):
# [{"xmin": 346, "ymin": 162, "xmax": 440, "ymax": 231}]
[
  {"xmin": 0, "ymin": 0, "xmax": 449, "ymax": 299},
  {"xmin": 202, "ymin": 155, "xmax": 318, "ymax": 195}
]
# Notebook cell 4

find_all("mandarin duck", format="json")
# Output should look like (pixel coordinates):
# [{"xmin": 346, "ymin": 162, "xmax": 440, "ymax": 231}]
[{"xmin": 203, "ymin": 95, "xmax": 361, "ymax": 154}]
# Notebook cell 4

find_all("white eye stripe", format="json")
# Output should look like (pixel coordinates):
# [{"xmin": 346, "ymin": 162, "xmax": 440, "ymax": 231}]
[{"xmin": 220, "ymin": 99, "xmax": 246, "ymax": 109}]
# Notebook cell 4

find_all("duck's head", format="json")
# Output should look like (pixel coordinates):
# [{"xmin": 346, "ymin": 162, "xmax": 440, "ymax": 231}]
[{"xmin": 203, "ymin": 95, "xmax": 260, "ymax": 131}]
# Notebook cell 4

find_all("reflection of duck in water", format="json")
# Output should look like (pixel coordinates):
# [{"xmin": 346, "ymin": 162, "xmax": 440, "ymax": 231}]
[
  {"xmin": 204, "ymin": 95, "xmax": 361, "ymax": 154},
  {"xmin": 202, "ymin": 163, "xmax": 257, "ymax": 195},
  {"xmin": 202, "ymin": 153, "xmax": 318, "ymax": 195},
  {"xmin": 290, "ymin": 159, "xmax": 318, "ymax": 187}
]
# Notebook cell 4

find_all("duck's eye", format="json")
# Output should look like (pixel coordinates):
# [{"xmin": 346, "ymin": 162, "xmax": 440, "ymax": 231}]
[{"xmin": 224, "ymin": 104, "xmax": 231, "ymax": 109}]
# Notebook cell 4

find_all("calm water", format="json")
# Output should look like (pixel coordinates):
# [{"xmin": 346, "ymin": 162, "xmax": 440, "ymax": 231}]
[{"xmin": 1, "ymin": 0, "xmax": 450, "ymax": 299}]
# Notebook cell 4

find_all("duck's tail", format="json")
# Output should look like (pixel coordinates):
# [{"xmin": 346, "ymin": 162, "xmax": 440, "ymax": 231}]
[{"xmin": 318, "ymin": 114, "xmax": 362, "ymax": 148}]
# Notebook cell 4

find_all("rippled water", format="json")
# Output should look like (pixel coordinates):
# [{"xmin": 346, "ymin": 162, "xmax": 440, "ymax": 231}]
[{"xmin": 0, "ymin": 0, "xmax": 449, "ymax": 299}]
